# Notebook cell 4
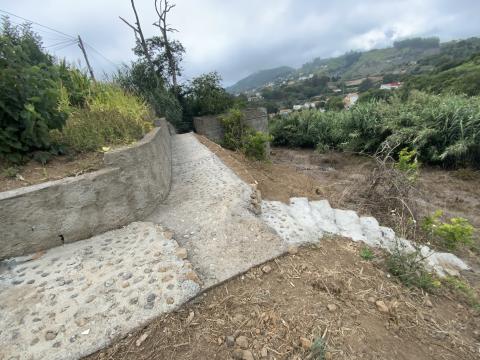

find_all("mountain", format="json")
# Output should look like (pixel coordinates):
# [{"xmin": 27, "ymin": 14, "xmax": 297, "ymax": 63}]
[
  {"xmin": 226, "ymin": 66, "xmax": 294, "ymax": 94},
  {"xmin": 228, "ymin": 36, "xmax": 480, "ymax": 94}
]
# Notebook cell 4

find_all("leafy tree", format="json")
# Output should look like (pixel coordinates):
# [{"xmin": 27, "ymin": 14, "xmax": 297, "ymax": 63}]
[
  {"xmin": 358, "ymin": 78, "xmax": 375, "ymax": 92},
  {"xmin": 325, "ymin": 96, "xmax": 344, "ymax": 111},
  {"xmin": 184, "ymin": 72, "xmax": 234, "ymax": 116}
]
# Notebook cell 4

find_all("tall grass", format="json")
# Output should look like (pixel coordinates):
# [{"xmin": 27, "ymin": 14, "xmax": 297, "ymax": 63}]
[
  {"xmin": 270, "ymin": 91, "xmax": 480, "ymax": 168},
  {"xmin": 52, "ymin": 84, "xmax": 154, "ymax": 152}
]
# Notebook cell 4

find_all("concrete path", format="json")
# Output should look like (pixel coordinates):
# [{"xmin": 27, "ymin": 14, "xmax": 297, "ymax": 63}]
[{"xmin": 147, "ymin": 133, "xmax": 285, "ymax": 288}]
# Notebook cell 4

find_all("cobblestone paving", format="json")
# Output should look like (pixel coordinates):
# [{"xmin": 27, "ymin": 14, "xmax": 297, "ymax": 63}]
[
  {"xmin": 148, "ymin": 133, "xmax": 285, "ymax": 288},
  {"xmin": 0, "ymin": 222, "xmax": 200, "ymax": 360}
]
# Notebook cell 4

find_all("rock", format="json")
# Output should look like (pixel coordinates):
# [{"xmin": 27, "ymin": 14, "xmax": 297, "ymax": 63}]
[
  {"xmin": 375, "ymin": 300, "xmax": 389, "ymax": 313},
  {"xmin": 260, "ymin": 346, "xmax": 268, "ymax": 358},
  {"xmin": 425, "ymin": 299, "xmax": 433, "ymax": 307},
  {"xmin": 233, "ymin": 349, "xmax": 254, "ymax": 360},
  {"xmin": 184, "ymin": 271, "xmax": 200, "ymax": 284},
  {"xmin": 325, "ymin": 351, "xmax": 333, "ymax": 360},
  {"xmin": 121, "ymin": 281, "xmax": 130, "ymax": 288},
  {"xmin": 122, "ymin": 272, "xmax": 133, "ymax": 280},
  {"xmin": 236, "ymin": 335, "xmax": 249, "ymax": 349},
  {"xmin": 163, "ymin": 230, "xmax": 174, "ymax": 240},
  {"xmin": 45, "ymin": 331, "xmax": 57, "ymax": 341},
  {"xmin": 261, "ymin": 265, "xmax": 272, "ymax": 274},
  {"xmin": 327, "ymin": 304, "xmax": 337, "ymax": 312},
  {"xmin": 288, "ymin": 246, "xmax": 299, "ymax": 255},
  {"xmin": 299, "ymin": 336, "xmax": 312, "ymax": 350},
  {"xmin": 217, "ymin": 337, "xmax": 224, "ymax": 345},
  {"xmin": 166, "ymin": 297, "xmax": 175, "ymax": 305},
  {"xmin": 176, "ymin": 247, "xmax": 188, "ymax": 260},
  {"xmin": 367, "ymin": 296, "xmax": 376, "ymax": 303},
  {"xmin": 226, "ymin": 335, "xmax": 235, "ymax": 347},
  {"xmin": 75, "ymin": 318, "xmax": 88, "ymax": 327},
  {"xmin": 135, "ymin": 332, "xmax": 149, "ymax": 347}
]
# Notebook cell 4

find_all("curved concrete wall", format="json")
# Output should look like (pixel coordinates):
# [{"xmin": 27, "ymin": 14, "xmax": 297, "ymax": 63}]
[{"xmin": 0, "ymin": 119, "xmax": 173, "ymax": 260}]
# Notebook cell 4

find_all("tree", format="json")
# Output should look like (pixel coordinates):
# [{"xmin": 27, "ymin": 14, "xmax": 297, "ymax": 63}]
[
  {"xmin": 358, "ymin": 78, "xmax": 375, "ymax": 92},
  {"xmin": 153, "ymin": 0, "xmax": 184, "ymax": 90},
  {"xmin": 185, "ymin": 72, "xmax": 234, "ymax": 116},
  {"xmin": 325, "ymin": 96, "xmax": 344, "ymax": 111}
]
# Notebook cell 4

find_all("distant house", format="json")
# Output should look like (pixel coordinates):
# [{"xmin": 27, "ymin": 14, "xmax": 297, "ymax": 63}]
[
  {"xmin": 279, "ymin": 109, "xmax": 292, "ymax": 116},
  {"xmin": 380, "ymin": 82, "xmax": 402, "ymax": 90},
  {"xmin": 293, "ymin": 104, "xmax": 303, "ymax": 111},
  {"xmin": 343, "ymin": 93, "xmax": 359, "ymax": 109}
]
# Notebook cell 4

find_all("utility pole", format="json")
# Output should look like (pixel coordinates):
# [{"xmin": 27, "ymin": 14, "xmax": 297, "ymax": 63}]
[{"xmin": 77, "ymin": 35, "xmax": 95, "ymax": 81}]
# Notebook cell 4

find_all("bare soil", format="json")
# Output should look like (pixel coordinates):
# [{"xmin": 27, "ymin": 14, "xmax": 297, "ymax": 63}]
[
  {"xmin": 0, "ymin": 152, "xmax": 103, "ymax": 192},
  {"xmin": 86, "ymin": 239, "xmax": 480, "ymax": 360},
  {"xmin": 84, "ymin": 137, "xmax": 480, "ymax": 360}
]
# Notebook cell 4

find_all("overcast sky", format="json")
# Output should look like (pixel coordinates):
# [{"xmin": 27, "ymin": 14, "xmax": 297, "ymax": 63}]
[{"xmin": 2, "ymin": 0, "xmax": 480, "ymax": 85}]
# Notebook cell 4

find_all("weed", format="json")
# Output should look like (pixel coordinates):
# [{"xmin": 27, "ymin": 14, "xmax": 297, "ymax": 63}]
[
  {"xmin": 386, "ymin": 243, "xmax": 437, "ymax": 291},
  {"xmin": 2, "ymin": 166, "xmax": 18, "ymax": 178},
  {"xmin": 360, "ymin": 247, "xmax": 375, "ymax": 260},
  {"xmin": 395, "ymin": 147, "xmax": 419, "ymax": 182},
  {"xmin": 309, "ymin": 337, "xmax": 327, "ymax": 360},
  {"xmin": 422, "ymin": 210, "xmax": 475, "ymax": 250},
  {"xmin": 442, "ymin": 276, "xmax": 480, "ymax": 311}
]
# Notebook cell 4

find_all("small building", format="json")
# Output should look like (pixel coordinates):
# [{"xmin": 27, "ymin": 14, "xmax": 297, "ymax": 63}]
[
  {"xmin": 279, "ymin": 109, "xmax": 292, "ymax": 116},
  {"xmin": 293, "ymin": 104, "xmax": 303, "ymax": 111},
  {"xmin": 343, "ymin": 93, "xmax": 359, "ymax": 109},
  {"xmin": 380, "ymin": 82, "xmax": 402, "ymax": 90}
]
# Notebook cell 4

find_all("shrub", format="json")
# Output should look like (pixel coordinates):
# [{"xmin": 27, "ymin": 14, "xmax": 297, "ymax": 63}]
[
  {"xmin": 386, "ymin": 246, "xmax": 437, "ymax": 291},
  {"xmin": 422, "ymin": 210, "xmax": 475, "ymax": 250},
  {"xmin": 395, "ymin": 148, "xmax": 419, "ymax": 182},
  {"xmin": 220, "ymin": 108, "xmax": 271, "ymax": 161},
  {"xmin": 243, "ymin": 131, "xmax": 272, "ymax": 161},
  {"xmin": 0, "ymin": 19, "xmax": 67, "ymax": 163}
]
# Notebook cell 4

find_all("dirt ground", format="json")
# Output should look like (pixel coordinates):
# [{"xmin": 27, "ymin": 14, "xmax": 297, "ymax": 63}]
[
  {"xmin": 86, "ymin": 239, "xmax": 480, "ymax": 360},
  {"xmin": 85, "ymin": 137, "xmax": 480, "ymax": 360},
  {"xmin": 0, "ymin": 152, "xmax": 103, "ymax": 192}
]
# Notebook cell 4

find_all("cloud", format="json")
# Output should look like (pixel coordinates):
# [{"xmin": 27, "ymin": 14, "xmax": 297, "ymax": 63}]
[{"xmin": 1, "ymin": 0, "xmax": 479, "ymax": 85}]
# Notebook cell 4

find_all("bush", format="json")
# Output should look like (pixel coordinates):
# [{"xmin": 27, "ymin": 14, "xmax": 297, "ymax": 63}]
[
  {"xmin": 243, "ymin": 131, "xmax": 272, "ymax": 161},
  {"xmin": 395, "ymin": 148, "xmax": 419, "ymax": 182},
  {"xmin": 52, "ymin": 84, "xmax": 153, "ymax": 152},
  {"xmin": 422, "ymin": 210, "xmax": 475, "ymax": 250},
  {"xmin": 220, "ymin": 108, "xmax": 271, "ymax": 161},
  {"xmin": 0, "ymin": 19, "xmax": 67, "ymax": 163}
]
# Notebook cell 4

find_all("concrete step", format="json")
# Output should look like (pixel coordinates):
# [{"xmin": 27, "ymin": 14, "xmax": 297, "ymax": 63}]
[
  {"xmin": 0, "ymin": 222, "xmax": 201, "ymax": 360},
  {"xmin": 261, "ymin": 201, "xmax": 309, "ymax": 245},
  {"xmin": 333, "ymin": 209, "xmax": 366, "ymax": 242},
  {"xmin": 288, "ymin": 197, "xmax": 323, "ymax": 241},
  {"xmin": 310, "ymin": 200, "xmax": 339, "ymax": 234}
]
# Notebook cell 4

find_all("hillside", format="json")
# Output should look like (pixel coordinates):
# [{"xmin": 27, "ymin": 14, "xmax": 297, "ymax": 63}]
[
  {"xmin": 229, "ymin": 36, "xmax": 480, "ymax": 94},
  {"xmin": 226, "ymin": 66, "xmax": 294, "ymax": 94}
]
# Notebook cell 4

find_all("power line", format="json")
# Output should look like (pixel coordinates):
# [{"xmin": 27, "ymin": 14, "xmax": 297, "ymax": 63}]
[
  {"xmin": 0, "ymin": 9, "xmax": 75, "ymax": 40},
  {"xmin": 84, "ymin": 43, "xmax": 120, "ymax": 69}
]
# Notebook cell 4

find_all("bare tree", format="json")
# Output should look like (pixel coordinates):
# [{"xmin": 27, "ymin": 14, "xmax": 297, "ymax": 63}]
[
  {"xmin": 154, "ymin": 0, "xmax": 179, "ymax": 89},
  {"xmin": 119, "ymin": 0, "xmax": 155, "ymax": 71}
]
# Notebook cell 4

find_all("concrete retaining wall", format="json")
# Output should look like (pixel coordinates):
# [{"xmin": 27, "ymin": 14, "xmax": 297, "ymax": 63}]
[
  {"xmin": 193, "ymin": 107, "xmax": 268, "ymax": 143},
  {"xmin": 0, "ymin": 119, "xmax": 173, "ymax": 260}
]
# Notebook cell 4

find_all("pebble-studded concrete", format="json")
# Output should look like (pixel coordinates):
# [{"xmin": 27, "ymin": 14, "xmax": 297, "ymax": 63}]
[{"xmin": 0, "ymin": 222, "xmax": 200, "ymax": 360}]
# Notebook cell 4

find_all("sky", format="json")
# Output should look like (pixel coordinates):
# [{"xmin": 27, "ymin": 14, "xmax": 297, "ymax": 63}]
[{"xmin": 2, "ymin": 0, "xmax": 480, "ymax": 86}]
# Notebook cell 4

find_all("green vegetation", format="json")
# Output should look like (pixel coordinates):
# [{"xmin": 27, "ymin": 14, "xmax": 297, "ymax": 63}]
[
  {"xmin": 395, "ymin": 148, "xmax": 419, "ymax": 182},
  {"xmin": 406, "ymin": 54, "xmax": 480, "ymax": 96},
  {"xmin": 386, "ymin": 245, "xmax": 438, "ymax": 291},
  {"xmin": 270, "ymin": 91, "xmax": 480, "ymax": 168},
  {"xmin": 0, "ymin": 19, "xmax": 67, "ymax": 163},
  {"xmin": 309, "ymin": 337, "xmax": 327, "ymax": 360},
  {"xmin": 422, "ymin": 210, "xmax": 475, "ymax": 250},
  {"xmin": 0, "ymin": 17, "xmax": 154, "ymax": 164},
  {"xmin": 52, "ymin": 84, "xmax": 153, "ymax": 152},
  {"xmin": 393, "ymin": 37, "xmax": 440, "ymax": 50},
  {"xmin": 442, "ymin": 276, "xmax": 480, "ymax": 311},
  {"xmin": 220, "ymin": 108, "xmax": 271, "ymax": 161},
  {"xmin": 360, "ymin": 247, "xmax": 375, "ymax": 261}
]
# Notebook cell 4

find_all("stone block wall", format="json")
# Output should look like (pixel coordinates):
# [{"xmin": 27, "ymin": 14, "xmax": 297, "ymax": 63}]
[{"xmin": 0, "ymin": 119, "xmax": 173, "ymax": 260}]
